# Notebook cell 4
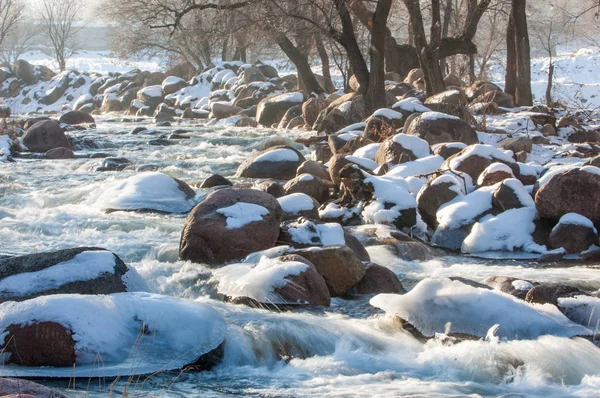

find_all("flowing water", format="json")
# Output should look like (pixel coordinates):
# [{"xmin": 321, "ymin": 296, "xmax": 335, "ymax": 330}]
[{"xmin": 1, "ymin": 117, "xmax": 600, "ymax": 397}]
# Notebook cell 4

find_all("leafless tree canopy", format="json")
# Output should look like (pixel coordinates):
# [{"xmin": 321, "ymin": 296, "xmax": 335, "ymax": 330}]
[
  {"xmin": 0, "ymin": 0, "xmax": 25, "ymax": 49},
  {"xmin": 38, "ymin": 0, "xmax": 84, "ymax": 71}
]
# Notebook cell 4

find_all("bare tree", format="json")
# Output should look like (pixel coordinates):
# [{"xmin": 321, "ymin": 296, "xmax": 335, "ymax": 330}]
[
  {"xmin": 38, "ymin": 0, "xmax": 84, "ymax": 71},
  {"xmin": 505, "ymin": 0, "xmax": 532, "ymax": 106},
  {"xmin": 0, "ymin": 0, "xmax": 25, "ymax": 50},
  {"xmin": 0, "ymin": 21, "xmax": 38, "ymax": 65},
  {"xmin": 530, "ymin": 3, "xmax": 571, "ymax": 105}
]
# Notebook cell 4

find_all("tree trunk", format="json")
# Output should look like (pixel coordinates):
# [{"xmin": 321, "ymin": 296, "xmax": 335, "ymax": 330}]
[
  {"xmin": 546, "ymin": 61, "xmax": 554, "ymax": 105},
  {"xmin": 469, "ymin": 54, "xmax": 476, "ymax": 84},
  {"xmin": 277, "ymin": 35, "xmax": 324, "ymax": 95},
  {"xmin": 315, "ymin": 34, "xmax": 336, "ymax": 93},
  {"xmin": 221, "ymin": 35, "xmax": 229, "ymax": 62},
  {"xmin": 439, "ymin": 0, "xmax": 453, "ymax": 74},
  {"xmin": 504, "ymin": 15, "xmax": 517, "ymax": 98},
  {"xmin": 334, "ymin": 0, "xmax": 370, "ymax": 94},
  {"xmin": 404, "ymin": 0, "xmax": 445, "ymax": 96},
  {"xmin": 512, "ymin": 0, "xmax": 533, "ymax": 105},
  {"xmin": 365, "ymin": 0, "xmax": 392, "ymax": 112}
]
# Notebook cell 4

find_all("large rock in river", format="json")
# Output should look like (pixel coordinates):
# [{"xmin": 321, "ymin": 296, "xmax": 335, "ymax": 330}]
[
  {"xmin": 256, "ymin": 92, "xmax": 306, "ymax": 126},
  {"xmin": 22, "ymin": 120, "xmax": 71, "ymax": 153},
  {"xmin": 0, "ymin": 247, "xmax": 145, "ymax": 302},
  {"xmin": 0, "ymin": 293, "xmax": 226, "ymax": 373},
  {"xmin": 180, "ymin": 188, "xmax": 283, "ymax": 266},
  {"xmin": 535, "ymin": 166, "xmax": 600, "ymax": 224},
  {"xmin": 59, "ymin": 110, "xmax": 95, "ymax": 125},
  {"xmin": 237, "ymin": 145, "xmax": 306, "ymax": 179}
]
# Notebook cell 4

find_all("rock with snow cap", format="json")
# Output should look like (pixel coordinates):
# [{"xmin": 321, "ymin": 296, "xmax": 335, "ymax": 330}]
[
  {"xmin": 237, "ymin": 145, "xmax": 306, "ymax": 180},
  {"xmin": 375, "ymin": 133, "xmax": 431, "ymax": 166},
  {"xmin": 0, "ymin": 247, "xmax": 145, "ymax": 303},
  {"xmin": 442, "ymin": 144, "xmax": 518, "ymax": 181},
  {"xmin": 548, "ymin": 213, "xmax": 598, "ymax": 254},
  {"xmin": 180, "ymin": 188, "xmax": 283, "ymax": 266},
  {"xmin": 277, "ymin": 193, "xmax": 320, "ymax": 221},
  {"xmin": 283, "ymin": 173, "xmax": 331, "ymax": 204},
  {"xmin": 477, "ymin": 162, "xmax": 515, "ymax": 187},
  {"xmin": 417, "ymin": 174, "xmax": 463, "ymax": 229},
  {"xmin": 535, "ymin": 166, "xmax": 600, "ymax": 224},
  {"xmin": 256, "ymin": 91, "xmax": 306, "ymax": 126},
  {"xmin": 404, "ymin": 111, "xmax": 478, "ymax": 146}
]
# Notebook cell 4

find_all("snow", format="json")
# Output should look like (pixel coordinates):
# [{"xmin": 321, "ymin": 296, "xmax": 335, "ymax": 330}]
[
  {"xmin": 0, "ymin": 251, "xmax": 120, "ymax": 297},
  {"xmin": 278, "ymin": 193, "xmax": 315, "ymax": 213},
  {"xmin": 372, "ymin": 108, "xmax": 404, "ymax": 120},
  {"xmin": 502, "ymin": 178, "xmax": 535, "ymax": 208},
  {"xmin": 581, "ymin": 165, "xmax": 600, "ymax": 176},
  {"xmin": 553, "ymin": 213, "xmax": 598, "ymax": 234},
  {"xmin": 447, "ymin": 144, "xmax": 515, "ymax": 171},
  {"xmin": 338, "ymin": 122, "xmax": 367, "ymax": 133},
  {"xmin": 346, "ymin": 155, "xmax": 378, "ymax": 171},
  {"xmin": 386, "ymin": 155, "xmax": 444, "ymax": 178},
  {"xmin": 512, "ymin": 280, "xmax": 534, "ymax": 291},
  {"xmin": 362, "ymin": 174, "xmax": 417, "ymax": 225},
  {"xmin": 264, "ymin": 92, "xmax": 304, "ymax": 104},
  {"xmin": 253, "ymin": 148, "xmax": 299, "ymax": 163},
  {"xmin": 477, "ymin": 162, "xmax": 514, "ymax": 185},
  {"xmin": 92, "ymin": 172, "xmax": 196, "ymax": 213},
  {"xmin": 19, "ymin": 50, "xmax": 164, "ymax": 74},
  {"xmin": 140, "ymin": 85, "xmax": 163, "ymax": 98},
  {"xmin": 286, "ymin": 219, "xmax": 345, "ymax": 247},
  {"xmin": 370, "ymin": 278, "xmax": 592, "ymax": 339},
  {"xmin": 73, "ymin": 94, "xmax": 93, "ymax": 109},
  {"xmin": 162, "ymin": 76, "xmax": 185, "ymax": 87},
  {"xmin": 391, "ymin": 134, "xmax": 431, "ymax": 159},
  {"xmin": 436, "ymin": 185, "xmax": 495, "ymax": 229},
  {"xmin": 352, "ymin": 143, "xmax": 381, "ymax": 160},
  {"xmin": 0, "ymin": 292, "xmax": 226, "ymax": 376},
  {"xmin": 0, "ymin": 135, "xmax": 12, "ymax": 162},
  {"xmin": 214, "ymin": 257, "xmax": 309, "ymax": 304},
  {"xmin": 392, "ymin": 97, "xmax": 431, "ymax": 113},
  {"xmin": 298, "ymin": 174, "xmax": 314, "ymax": 182},
  {"xmin": 559, "ymin": 295, "xmax": 600, "ymax": 329},
  {"xmin": 419, "ymin": 111, "xmax": 462, "ymax": 121},
  {"xmin": 216, "ymin": 202, "xmax": 270, "ymax": 229},
  {"xmin": 462, "ymin": 207, "xmax": 544, "ymax": 253}
]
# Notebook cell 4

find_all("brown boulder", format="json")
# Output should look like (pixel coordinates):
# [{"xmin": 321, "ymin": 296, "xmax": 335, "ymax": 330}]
[
  {"xmin": 547, "ymin": 215, "xmax": 598, "ymax": 253},
  {"xmin": 211, "ymin": 103, "xmax": 242, "ymax": 119},
  {"xmin": 45, "ymin": 147, "xmax": 75, "ymax": 159},
  {"xmin": 534, "ymin": 167, "xmax": 600, "ymax": 223},
  {"xmin": 273, "ymin": 255, "xmax": 331, "ymax": 306},
  {"xmin": 0, "ymin": 377, "xmax": 66, "ymax": 398},
  {"xmin": 424, "ymin": 89, "xmax": 468, "ymax": 107},
  {"xmin": 256, "ymin": 180, "xmax": 286, "ymax": 198},
  {"xmin": 278, "ymin": 193, "xmax": 320, "ymax": 221},
  {"xmin": 404, "ymin": 112, "xmax": 478, "ymax": 146},
  {"xmin": 302, "ymin": 97, "xmax": 327, "ymax": 126},
  {"xmin": 292, "ymin": 246, "xmax": 366, "ymax": 296},
  {"xmin": 3, "ymin": 321, "xmax": 76, "ymax": 367},
  {"xmin": 256, "ymin": 92, "xmax": 306, "ymax": 126},
  {"xmin": 484, "ymin": 276, "xmax": 535, "ymax": 300},
  {"xmin": 354, "ymin": 263, "xmax": 403, "ymax": 294},
  {"xmin": 525, "ymin": 284, "xmax": 583, "ymax": 307},
  {"xmin": 237, "ymin": 145, "xmax": 306, "ymax": 179},
  {"xmin": 492, "ymin": 178, "xmax": 533, "ymax": 211},
  {"xmin": 59, "ymin": 110, "xmax": 95, "ymax": 125},
  {"xmin": 297, "ymin": 160, "xmax": 331, "ymax": 181},
  {"xmin": 477, "ymin": 163, "xmax": 515, "ymax": 187},
  {"xmin": 179, "ymin": 188, "xmax": 283, "ymax": 266},
  {"xmin": 22, "ymin": 120, "xmax": 71, "ymax": 153},
  {"xmin": 417, "ymin": 175, "xmax": 462, "ymax": 229},
  {"xmin": 283, "ymin": 173, "xmax": 331, "ymax": 204},
  {"xmin": 200, "ymin": 174, "xmax": 232, "ymax": 188},
  {"xmin": 498, "ymin": 137, "xmax": 533, "ymax": 154}
]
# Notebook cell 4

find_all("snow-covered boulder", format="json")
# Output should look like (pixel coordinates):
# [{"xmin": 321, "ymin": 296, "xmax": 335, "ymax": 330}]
[
  {"xmin": 297, "ymin": 160, "xmax": 331, "ymax": 181},
  {"xmin": 492, "ymin": 178, "xmax": 534, "ymax": 211},
  {"xmin": 92, "ymin": 172, "xmax": 196, "ymax": 214},
  {"xmin": 462, "ymin": 207, "xmax": 543, "ymax": 253},
  {"xmin": 243, "ymin": 66, "xmax": 267, "ymax": 84},
  {"xmin": 477, "ymin": 162, "xmax": 515, "ymax": 187},
  {"xmin": 279, "ymin": 218, "xmax": 346, "ymax": 249},
  {"xmin": 237, "ymin": 145, "xmax": 306, "ymax": 179},
  {"xmin": 370, "ymin": 278, "xmax": 592, "ymax": 340},
  {"xmin": 484, "ymin": 275, "xmax": 535, "ymax": 300},
  {"xmin": 22, "ymin": 120, "xmax": 71, "ymax": 153},
  {"xmin": 417, "ymin": 174, "xmax": 464, "ymax": 229},
  {"xmin": 0, "ymin": 292, "xmax": 226, "ymax": 374},
  {"xmin": 362, "ymin": 174, "xmax": 418, "ymax": 229},
  {"xmin": 442, "ymin": 144, "xmax": 517, "ymax": 181},
  {"xmin": 0, "ymin": 248, "xmax": 147, "ymax": 303},
  {"xmin": 535, "ymin": 166, "xmax": 600, "ymax": 224},
  {"xmin": 161, "ymin": 76, "xmax": 187, "ymax": 95},
  {"xmin": 180, "ymin": 188, "xmax": 283, "ymax": 266},
  {"xmin": 256, "ymin": 92, "xmax": 306, "ymax": 126},
  {"xmin": 404, "ymin": 111, "xmax": 478, "ymax": 145},
  {"xmin": 424, "ymin": 89, "xmax": 467, "ymax": 107},
  {"xmin": 375, "ymin": 133, "xmax": 431, "ymax": 166},
  {"xmin": 0, "ymin": 377, "xmax": 66, "ymax": 397},
  {"xmin": 547, "ymin": 213, "xmax": 598, "ymax": 254},
  {"xmin": 214, "ymin": 254, "xmax": 330, "ymax": 307},
  {"xmin": 292, "ymin": 246, "xmax": 366, "ymax": 296},
  {"xmin": 210, "ymin": 102, "xmax": 242, "ymax": 119},
  {"xmin": 137, "ymin": 85, "xmax": 163, "ymax": 110},
  {"xmin": 278, "ymin": 193, "xmax": 320, "ymax": 221}
]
